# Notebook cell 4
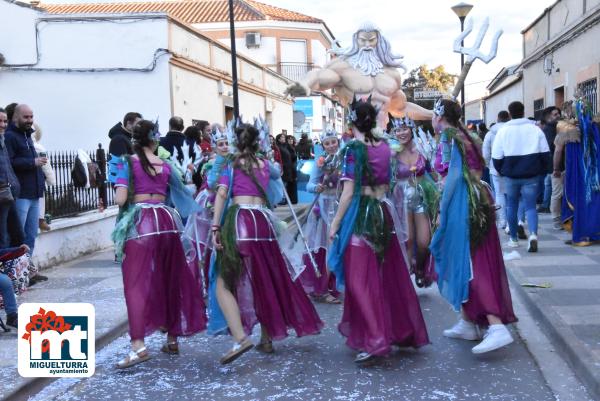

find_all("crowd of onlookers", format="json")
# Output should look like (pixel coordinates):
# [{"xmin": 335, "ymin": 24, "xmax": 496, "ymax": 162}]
[
  {"xmin": 0, "ymin": 103, "xmax": 52, "ymax": 331},
  {"xmin": 480, "ymin": 101, "xmax": 574, "ymax": 252},
  {"xmin": 107, "ymin": 113, "xmax": 318, "ymax": 206}
]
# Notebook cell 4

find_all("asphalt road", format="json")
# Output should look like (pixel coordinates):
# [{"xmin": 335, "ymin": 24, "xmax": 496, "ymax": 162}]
[{"xmin": 29, "ymin": 283, "xmax": 560, "ymax": 401}]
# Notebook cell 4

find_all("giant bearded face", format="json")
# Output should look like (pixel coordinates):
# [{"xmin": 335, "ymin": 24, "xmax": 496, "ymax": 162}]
[{"xmin": 357, "ymin": 31, "xmax": 378, "ymax": 51}]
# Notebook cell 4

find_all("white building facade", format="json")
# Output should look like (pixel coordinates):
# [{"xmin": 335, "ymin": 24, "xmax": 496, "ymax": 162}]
[
  {"xmin": 521, "ymin": 0, "xmax": 600, "ymax": 118},
  {"xmin": 0, "ymin": 0, "xmax": 293, "ymax": 151}
]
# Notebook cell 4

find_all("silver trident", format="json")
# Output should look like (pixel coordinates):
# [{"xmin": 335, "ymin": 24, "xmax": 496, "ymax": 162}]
[{"xmin": 452, "ymin": 17, "xmax": 503, "ymax": 99}]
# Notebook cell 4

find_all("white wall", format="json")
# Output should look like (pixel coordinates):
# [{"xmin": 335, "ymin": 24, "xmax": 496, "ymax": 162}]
[
  {"xmin": 34, "ymin": 208, "xmax": 118, "ymax": 269},
  {"xmin": 0, "ymin": 1, "xmax": 39, "ymax": 65},
  {"xmin": 485, "ymin": 81, "xmax": 524, "ymax": 125},
  {"xmin": 465, "ymin": 100, "xmax": 483, "ymax": 122},
  {"xmin": 217, "ymin": 37, "xmax": 277, "ymax": 67},
  {"xmin": 0, "ymin": 11, "xmax": 172, "ymax": 151},
  {"xmin": 311, "ymin": 39, "xmax": 327, "ymax": 67},
  {"xmin": 170, "ymin": 65, "xmax": 223, "ymax": 125}
]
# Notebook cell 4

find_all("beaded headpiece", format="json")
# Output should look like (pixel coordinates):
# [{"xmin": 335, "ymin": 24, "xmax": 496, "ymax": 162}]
[
  {"xmin": 253, "ymin": 116, "xmax": 273, "ymax": 158},
  {"xmin": 211, "ymin": 124, "xmax": 229, "ymax": 146},
  {"xmin": 387, "ymin": 113, "xmax": 415, "ymax": 131},
  {"xmin": 320, "ymin": 126, "xmax": 339, "ymax": 143}
]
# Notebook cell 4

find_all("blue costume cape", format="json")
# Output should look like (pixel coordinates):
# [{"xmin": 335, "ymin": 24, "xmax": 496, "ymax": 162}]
[
  {"xmin": 561, "ymin": 106, "xmax": 600, "ymax": 244},
  {"xmin": 327, "ymin": 141, "xmax": 364, "ymax": 291},
  {"xmin": 206, "ymin": 159, "xmax": 284, "ymax": 335},
  {"xmin": 429, "ymin": 142, "xmax": 472, "ymax": 311}
]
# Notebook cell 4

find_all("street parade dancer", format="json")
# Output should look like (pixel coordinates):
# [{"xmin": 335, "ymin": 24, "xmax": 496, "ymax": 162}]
[
  {"xmin": 328, "ymin": 98, "xmax": 429, "ymax": 364},
  {"xmin": 209, "ymin": 122, "xmax": 323, "ymax": 364},
  {"xmin": 183, "ymin": 124, "xmax": 232, "ymax": 291},
  {"xmin": 430, "ymin": 98, "xmax": 517, "ymax": 354},
  {"xmin": 388, "ymin": 115, "xmax": 439, "ymax": 288},
  {"xmin": 298, "ymin": 126, "xmax": 341, "ymax": 303},
  {"xmin": 109, "ymin": 120, "xmax": 206, "ymax": 368}
]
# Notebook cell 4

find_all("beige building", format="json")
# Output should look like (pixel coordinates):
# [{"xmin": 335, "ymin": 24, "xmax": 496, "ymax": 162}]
[
  {"xmin": 483, "ymin": 65, "xmax": 524, "ymax": 125},
  {"xmin": 43, "ymin": 0, "xmax": 342, "ymax": 139},
  {"xmin": 521, "ymin": 0, "xmax": 600, "ymax": 118}
]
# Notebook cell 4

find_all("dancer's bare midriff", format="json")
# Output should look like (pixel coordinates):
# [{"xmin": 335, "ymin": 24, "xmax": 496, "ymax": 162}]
[{"xmin": 360, "ymin": 184, "xmax": 389, "ymax": 200}]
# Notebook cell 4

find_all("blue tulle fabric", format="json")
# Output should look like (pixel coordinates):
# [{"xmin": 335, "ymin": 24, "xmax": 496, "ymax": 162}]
[{"xmin": 429, "ymin": 143, "xmax": 472, "ymax": 311}]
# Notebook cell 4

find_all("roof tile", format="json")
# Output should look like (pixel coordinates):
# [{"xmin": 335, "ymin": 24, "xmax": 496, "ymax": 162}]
[{"xmin": 41, "ymin": 0, "xmax": 323, "ymax": 24}]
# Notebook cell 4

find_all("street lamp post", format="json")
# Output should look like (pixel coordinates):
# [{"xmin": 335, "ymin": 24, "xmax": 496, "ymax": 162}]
[
  {"xmin": 451, "ymin": 2, "xmax": 473, "ymax": 121},
  {"xmin": 228, "ymin": 0, "xmax": 240, "ymax": 120}
]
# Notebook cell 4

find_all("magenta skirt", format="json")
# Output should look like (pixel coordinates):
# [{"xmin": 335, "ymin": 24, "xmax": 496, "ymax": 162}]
[
  {"xmin": 300, "ymin": 249, "xmax": 339, "ymax": 298},
  {"xmin": 339, "ymin": 212, "xmax": 430, "ymax": 355},
  {"xmin": 463, "ymin": 223, "xmax": 517, "ymax": 326},
  {"xmin": 122, "ymin": 205, "xmax": 207, "ymax": 340},
  {"xmin": 234, "ymin": 207, "xmax": 324, "ymax": 340}
]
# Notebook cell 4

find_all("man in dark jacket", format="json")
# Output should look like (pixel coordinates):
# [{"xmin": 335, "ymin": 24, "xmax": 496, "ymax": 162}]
[
  {"xmin": 0, "ymin": 107, "xmax": 22, "ymax": 248},
  {"xmin": 4, "ymin": 105, "xmax": 45, "ymax": 255},
  {"xmin": 159, "ymin": 116, "xmax": 186, "ymax": 162},
  {"xmin": 108, "ymin": 112, "xmax": 142, "ymax": 157}
]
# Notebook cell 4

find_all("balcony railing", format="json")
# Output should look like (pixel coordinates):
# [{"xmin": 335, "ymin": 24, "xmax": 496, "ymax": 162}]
[{"xmin": 275, "ymin": 62, "xmax": 315, "ymax": 82}]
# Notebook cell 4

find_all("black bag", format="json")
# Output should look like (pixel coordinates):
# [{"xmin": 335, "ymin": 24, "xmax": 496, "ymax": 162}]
[
  {"xmin": 71, "ymin": 156, "xmax": 88, "ymax": 188},
  {"xmin": 0, "ymin": 185, "xmax": 13, "ymax": 204}
]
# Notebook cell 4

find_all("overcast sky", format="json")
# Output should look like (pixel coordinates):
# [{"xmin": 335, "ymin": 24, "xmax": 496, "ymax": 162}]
[{"xmin": 261, "ymin": 0, "xmax": 550, "ymax": 100}]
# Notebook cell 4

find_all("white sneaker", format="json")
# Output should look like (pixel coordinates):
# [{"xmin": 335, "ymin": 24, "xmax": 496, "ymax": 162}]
[
  {"xmin": 528, "ymin": 234, "xmax": 538, "ymax": 253},
  {"xmin": 472, "ymin": 324, "xmax": 513, "ymax": 354},
  {"xmin": 443, "ymin": 319, "xmax": 482, "ymax": 341},
  {"xmin": 504, "ymin": 226, "xmax": 510, "ymax": 235},
  {"xmin": 506, "ymin": 239, "xmax": 519, "ymax": 248},
  {"xmin": 354, "ymin": 352, "xmax": 374, "ymax": 363}
]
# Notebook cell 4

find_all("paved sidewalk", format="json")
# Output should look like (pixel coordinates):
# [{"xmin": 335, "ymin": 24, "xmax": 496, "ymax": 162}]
[
  {"xmin": 502, "ymin": 214, "xmax": 600, "ymax": 400},
  {"xmin": 0, "ymin": 250, "xmax": 127, "ymax": 400}
]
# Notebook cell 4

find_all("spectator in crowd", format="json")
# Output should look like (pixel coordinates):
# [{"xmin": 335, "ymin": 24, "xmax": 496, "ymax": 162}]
[
  {"xmin": 552, "ymin": 120, "xmax": 578, "ymax": 230},
  {"xmin": 296, "ymin": 133, "xmax": 313, "ymax": 160},
  {"xmin": 477, "ymin": 122, "xmax": 488, "ymax": 142},
  {"xmin": 32, "ymin": 124, "xmax": 55, "ymax": 232},
  {"xmin": 5, "ymin": 105, "xmax": 47, "ymax": 257},
  {"xmin": 159, "ymin": 116, "xmax": 186, "ymax": 162},
  {"xmin": 5, "ymin": 103, "xmax": 17, "ymax": 123},
  {"xmin": 482, "ymin": 110, "xmax": 510, "ymax": 228},
  {"xmin": 492, "ymin": 101, "xmax": 552, "ymax": 252},
  {"xmin": 538, "ymin": 106, "xmax": 562, "ymax": 213},
  {"xmin": 196, "ymin": 120, "xmax": 212, "ymax": 155},
  {"xmin": 0, "ymin": 108, "xmax": 21, "ymax": 248},
  {"xmin": 287, "ymin": 134, "xmax": 299, "ymax": 203},
  {"xmin": 108, "ymin": 112, "xmax": 143, "ymax": 157},
  {"xmin": 0, "ymin": 244, "xmax": 32, "ymax": 329},
  {"xmin": 270, "ymin": 135, "xmax": 282, "ymax": 166},
  {"xmin": 276, "ymin": 133, "xmax": 297, "ymax": 204}
]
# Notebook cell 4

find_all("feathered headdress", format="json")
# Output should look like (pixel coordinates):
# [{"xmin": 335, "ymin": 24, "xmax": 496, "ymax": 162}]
[{"xmin": 253, "ymin": 116, "xmax": 274, "ymax": 158}]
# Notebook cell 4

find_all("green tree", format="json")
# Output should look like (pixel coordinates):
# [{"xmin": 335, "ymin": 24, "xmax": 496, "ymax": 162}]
[{"xmin": 403, "ymin": 65, "xmax": 456, "ymax": 108}]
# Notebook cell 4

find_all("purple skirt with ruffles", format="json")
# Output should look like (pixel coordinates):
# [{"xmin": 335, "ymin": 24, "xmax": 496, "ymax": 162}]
[
  {"xmin": 463, "ymin": 220, "xmax": 517, "ymax": 326},
  {"xmin": 234, "ymin": 207, "xmax": 324, "ymax": 340},
  {"xmin": 339, "ymin": 205, "xmax": 430, "ymax": 356},
  {"xmin": 122, "ymin": 204, "xmax": 207, "ymax": 340}
]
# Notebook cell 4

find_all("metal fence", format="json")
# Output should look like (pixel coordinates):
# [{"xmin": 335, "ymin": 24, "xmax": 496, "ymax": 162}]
[
  {"xmin": 578, "ymin": 78, "xmax": 598, "ymax": 116},
  {"xmin": 44, "ymin": 144, "xmax": 113, "ymax": 220},
  {"xmin": 277, "ymin": 62, "xmax": 315, "ymax": 82}
]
